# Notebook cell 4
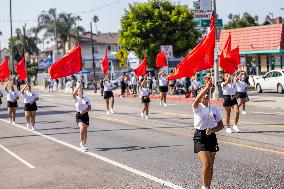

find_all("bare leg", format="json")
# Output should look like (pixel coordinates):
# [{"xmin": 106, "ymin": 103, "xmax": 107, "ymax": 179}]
[
  {"xmin": 12, "ymin": 107, "xmax": 16, "ymax": 122},
  {"xmin": 208, "ymin": 152, "xmax": 216, "ymax": 187},
  {"xmin": 233, "ymin": 104, "xmax": 240, "ymax": 125},
  {"xmin": 145, "ymin": 103, "xmax": 149, "ymax": 116},
  {"xmin": 30, "ymin": 111, "xmax": 36, "ymax": 127},
  {"xmin": 111, "ymin": 97, "xmax": 114, "ymax": 109},
  {"xmin": 25, "ymin": 111, "xmax": 31, "ymax": 125},
  {"xmin": 224, "ymin": 107, "xmax": 231, "ymax": 128},
  {"xmin": 106, "ymin": 99, "xmax": 110, "ymax": 111},
  {"xmin": 8, "ymin": 107, "xmax": 13, "ymax": 121},
  {"xmin": 198, "ymin": 151, "xmax": 213, "ymax": 188},
  {"xmin": 78, "ymin": 122, "xmax": 84, "ymax": 143},
  {"xmin": 163, "ymin": 93, "xmax": 167, "ymax": 104}
]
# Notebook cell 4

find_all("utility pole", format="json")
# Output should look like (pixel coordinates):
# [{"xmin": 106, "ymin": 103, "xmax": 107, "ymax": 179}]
[
  {"xmin": 10, "ymin": 0, "xmax": 14, "ymax": 75},
  {"xmin": 212, "ymin": 0, "xmax": 220, "ymax": 99},
  {"xmin": 90, "ymin": 22, "xmax": 96, "ymax": 80}
]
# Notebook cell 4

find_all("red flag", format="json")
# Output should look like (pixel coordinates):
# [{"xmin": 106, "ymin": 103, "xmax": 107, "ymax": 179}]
[
  {"xmin": 167, "ymin": 16, "xmax": 215, "ymax": 80},
  {"xmin": 48, "ymin": 44, "xmax": 82, "ymax": 79},
  {"xmin": 15, "ymin": 57, "xmax": 27, "ymax": 80},
  {"xmin": 134, "ymin": 55, "xmax": 147, "ymax": 78},
  {"xmin": 0, "ymin": 59, "xmax": 10, "ymax": 81},
  {"xmin": 101, "ymin": 49, "xmax": 108, "ymax": 75},
  {"xmin": 219, "ymin": 34, "xmax": 240, "ymax": 74},
  {"xmin": 156, "ymin": 52, "xmax": 167, "ymax": 68}
]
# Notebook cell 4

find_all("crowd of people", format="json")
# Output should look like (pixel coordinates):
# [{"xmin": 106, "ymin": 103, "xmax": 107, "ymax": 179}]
[{"xmin": 0, "ymin": 70, "xmax": 251, "ymax": 189}]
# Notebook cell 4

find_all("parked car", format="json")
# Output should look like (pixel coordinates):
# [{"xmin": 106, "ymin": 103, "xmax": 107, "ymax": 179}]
[{"xmin": 254, "ymin": 70, "xmax": 284, "ymax": 93}]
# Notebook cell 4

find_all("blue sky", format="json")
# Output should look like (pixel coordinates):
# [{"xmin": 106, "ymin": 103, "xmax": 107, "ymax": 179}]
[{"xmin": 0, "ymin": 0, "xmax": 283, "ymax": 48}]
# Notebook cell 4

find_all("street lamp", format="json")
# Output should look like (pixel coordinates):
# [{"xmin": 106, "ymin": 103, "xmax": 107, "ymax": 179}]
[{"xmin": 90, "ymin": 15, "xmax": 99, "ymax": 92}]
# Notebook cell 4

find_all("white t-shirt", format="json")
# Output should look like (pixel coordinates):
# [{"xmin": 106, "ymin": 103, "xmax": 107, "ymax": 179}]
[
  {"xmin": 7, "ymin": 90, "xmax": 19, "ymax": 102},
  {"xmin": 191, "ymin": 80, "xmax": 201, "ymax": 90},
  {"xmin": 159, "ymin": 76, "xmax": 168, "ymax": 86},
  {"xmin": 193, "ymin": 103, "xmax": 222, "ymax": 130},
  {"xmin": 131, "ymin": 76, "xmax": 137, "ymax": 85},
  {"xmin": 23, "ymin": 91, "xmax": 39, "ymax": 104},
  {"xmin": 236, "ymin": 80, "xmax": 248, "ymax": 93},
  {"xmin": 221, "ymin": 82, "xmax": 237, "ymax": 96},
  {"xmin": 75, "ymin": 96, "xmax": 91, "ymax": 112},
  {"xmin": 103, "ymin": 81, "xmax": 114, "ymax": 91},
  {"xmin": 140, "ymin": 87, "xmax": 151, "ymax": 97}
]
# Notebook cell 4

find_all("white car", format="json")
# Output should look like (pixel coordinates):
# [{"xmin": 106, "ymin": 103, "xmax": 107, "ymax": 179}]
[{"xmin": 255, "ymin": 70, "xmax": 284, "ymax": 93}]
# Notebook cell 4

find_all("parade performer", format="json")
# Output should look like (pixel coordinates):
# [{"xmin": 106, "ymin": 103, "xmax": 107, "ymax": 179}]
[
  {"xmin": 158, "ymin": 70, "xmax": 168, "ymax": 107},
  {"xmin": 20, "ymin": 83, "xmax": 39, "ymax": 130},
  {"xmin": 140, "ymin": 77, "xmax": 151, "ymax": 119},
  {"xmin": 4, "ymin": 80, "xmax": 19, "ymax": 124},
  {"xmin": 192, "ymin": 79, "xmax": 224, "ymax": 189},
  {"xmin": 73, "ymin": 84, "xmax": 91, "ymax": 152},
  {"xmin": 221, "ymin": 73, "xmax": 240, "ymax": 133},
  {"xmin": 103, "ymin": 75, "xmax": 115, "ymax": 114},
  {"xmin": 236, "ymin": 71, "xmax": 248, "ymax": 115}
]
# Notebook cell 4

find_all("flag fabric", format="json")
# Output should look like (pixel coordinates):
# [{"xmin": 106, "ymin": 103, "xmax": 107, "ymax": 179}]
[
  {"xmin": 167, "ymin": 16, "xmax": 215, "ymax": 80},
  {"xmin": 48, "ymin": 44, "xmax": 82, "ymax": 79},
  {"xmin": 0, "ymin": 59, "xmax": 10, "ymax": 81},
  {"xmin": 134, "ymin": 55, "xmax": 147, "ymax": 78},
  {"xmin": 219, "ymin": 34, "xmax": 240, "ymax": 74},
  {"xmin": 101, "ymin": 49, "xmax": 108, "ymax": 75},
  {"xmin": 15, "ymin": 57, "xmax": 27, "ymax": 80},
  {"xmin": 156, "ymin": 52, "xmax": 167, "ymax": 68}
]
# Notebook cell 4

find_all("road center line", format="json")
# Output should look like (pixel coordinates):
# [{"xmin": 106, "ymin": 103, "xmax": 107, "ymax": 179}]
[
  {"xmin": 95, "ymin": 115, "xmax": 284, "ymax": 155},
  {"xmin": 0, "ymin": 143, "xmax": 35, "ymax": 169},
  {"xmin": 0, "ymin": 119, "xmax": 184, "ymax": 189}
]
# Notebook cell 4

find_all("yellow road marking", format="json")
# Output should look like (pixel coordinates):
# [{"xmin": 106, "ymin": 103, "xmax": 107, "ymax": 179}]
[{"xmin": 95, "ymin": 115, "xmax": 284, "ymax": 156}]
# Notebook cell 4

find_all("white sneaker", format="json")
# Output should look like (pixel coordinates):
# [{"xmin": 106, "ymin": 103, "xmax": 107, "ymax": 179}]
[
  {"xmin": 31, "ymin": 127, "xmax": 35, "ymax": 131},
  {"xmin": 8, "ymin": 119, "xmax": 12, "ymax": 124},
  {"xmin": 110, "ymin": 109, "xmax": 114, "ymax": 114},
  {"xmin": 160, "ymin": 101, "xmax": 162, "ymax": 106},
  {"xmin": 83, "ymin": 144, "xmax": 88, "ymax": 152},
  {"xmin": 141, "ymin": 112, "xmax": 144, "ymax": 118},
  {"xmin": 163, "ymin": 103, "xmax": 167, "ymax": 107},
  {"xmin": 26, "ymin": 123, "xmax": 30, "ymax": 129},
  {"xmin": 226, "ymin": 128, "xmax": 233, "ymax": 133},
  {"xmin": 145, "ymin": 116, "xmax": 148, "ymax": 120},
  {"xmin": 233, "ymin": 125, "xmax": 240, "ymax": 132},
  {"xmin": 12, "ymin": 121, "xmax": 16, "ymax": 125},
  {"xmin": 106, "ymin": 111, "xmax": 110, "ymax": 115},
  {"xmin": 242, "ymin": 111, "xmax": 247, "ymax": 115},
  {"xmin": 201, "ymin": 186, "xmax": 209, "ymax": 189}
]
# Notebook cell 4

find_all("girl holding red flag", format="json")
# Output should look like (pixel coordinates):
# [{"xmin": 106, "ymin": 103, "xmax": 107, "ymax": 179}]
[
  {"xmin": 20, "ymin": 83, "xmax": 39, "ymax": 130},
  {"xmin": 73, "ymin": 84, "xmax": 91, "ymax": 152},
  {"xmin": 221, "ymin": 73, "xmax": 240, "ymax": 133},
  {"xmin": 158, "ymin": 70, "xmax": 168, "ymax": 107},
  {"xmin": 192, "ymin": 79, "xmax": 224, "ymax": 189},
  {"xmin": 4, "ymin": 79, "xmax": 20, "ymax": 124},
  {"xmin": 103, "ymin": 75, "xmax": 115, "ymax": 114},
  {"xmin": 140, "ymin": 77, "xmax": 151, "ymax": 119}
]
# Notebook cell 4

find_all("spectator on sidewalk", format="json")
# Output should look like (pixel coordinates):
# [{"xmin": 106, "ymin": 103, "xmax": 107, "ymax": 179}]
[
  {"xmin": 130, "ymin": 74, "xmax": 138, "ymax": 94},
  {"xmin": 191, "ymin": 74, "xmax": 201, "ymax": 98}
]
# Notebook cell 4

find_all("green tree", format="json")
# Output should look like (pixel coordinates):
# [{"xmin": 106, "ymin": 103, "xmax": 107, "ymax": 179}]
[
  {"xmin": 119, "ymin": 0, "xmax": 199, "ymax": 67},
  {"xmin": 224, "ymin": 12, "xmax": 259, "ymax": 29},
  {"xmin": 38, "ymin": 8, "xmax": 85, "ymax": 53},
  {"xmin": 8, "ymin": 26, "xmax": 39, "ymax": 79}
]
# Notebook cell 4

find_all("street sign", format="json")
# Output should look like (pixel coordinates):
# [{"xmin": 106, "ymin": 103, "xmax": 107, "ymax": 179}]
[
  {"xmin": 116, "ymin": 48, "xmax": 128, "ymax": 61},
  {"xmin": 194, "ymin": 12, "xmax": 211, "ymax": 20},
  {"xmin": 198, "ymin": 19, "xmax": 223, "ymax": 27},
  {"xmin": 160, "ymin": 45, "xmax": 173, "ymax": 58},
  {"xmin": 200, "ymin": 0, "xmax": 212, "ymax": 11},
  {"xmin": 119, "ymin": 61, "xmax": 127, "ymax": 69}
]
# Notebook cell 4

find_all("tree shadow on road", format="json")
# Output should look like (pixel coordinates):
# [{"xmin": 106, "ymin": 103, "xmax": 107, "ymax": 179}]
[{"xmin": 95, "ymin": 144, "xmax": 183, "ymax": 152}]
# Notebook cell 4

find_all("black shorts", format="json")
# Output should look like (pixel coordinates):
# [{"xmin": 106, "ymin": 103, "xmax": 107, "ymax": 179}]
[
  {"xmin": 237, "ymin": 92, "xmax": 247, "ymax": 99},
  {"xmin": 104, "ymin": 91, "xmax": 114, "ymax": 99},
  {"xmin": 7, "ymin": 101, "xmax": 18, "ymax": 108},
  {"xmin": 159, "ymin": 86, "xmax": 168, "ymax": 93},
  {"xmin": 141, "ymin": 96, "xmax": 151, "ymax": 103},
  {"xmin": 223, "ymin": 96, "xmax": 238, "ymax": 107},
  {"xmin": 24, "ymin": 102, "xmax": 38, "ymax": 111},
  {"xmin": 76, "ymin": 112, "xmax": 89, "ymax": 126},
  {"xmin": 193, "ymin": 129, "xmax": 219, "ymax": 153}
]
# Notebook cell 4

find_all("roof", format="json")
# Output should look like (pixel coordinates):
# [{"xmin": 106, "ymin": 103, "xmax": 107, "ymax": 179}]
[
  {"xmin": 79, "ymin": 32, "xmax": 119, "ymax": 45},
  {"xmin": 218, "ymin": 24, "xmax": 284, "ymax": 54}
]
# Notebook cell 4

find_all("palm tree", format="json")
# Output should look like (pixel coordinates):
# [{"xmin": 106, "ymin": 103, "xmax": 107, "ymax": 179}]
[{"xmin": 38, "ymin": 8, "xmax": 85, "ymax": 54}]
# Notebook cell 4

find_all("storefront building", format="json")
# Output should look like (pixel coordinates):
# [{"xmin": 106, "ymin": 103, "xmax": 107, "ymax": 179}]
[{"xmin": 219, "ymin": 24, "xmax": 284, "ymax": 75}]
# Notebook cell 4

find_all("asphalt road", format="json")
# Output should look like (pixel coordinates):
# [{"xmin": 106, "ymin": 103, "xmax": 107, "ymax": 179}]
[{"xmin": 0, "ymin": 88, "xmax": 283, "ymax": 189}]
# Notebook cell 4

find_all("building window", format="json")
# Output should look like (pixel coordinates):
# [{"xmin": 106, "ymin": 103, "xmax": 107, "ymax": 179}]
[{"xmin": 108, "ymin": 45, "xmax": 115, "ymax": 52}]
